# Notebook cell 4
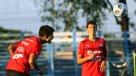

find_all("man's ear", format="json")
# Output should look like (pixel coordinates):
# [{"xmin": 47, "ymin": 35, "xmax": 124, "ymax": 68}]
[
  {"xmin": 44, "ymin": 34, "xmax": 49, "ymax": 38},
  {"xmin": 40, "ymin": 34, "xmax": 46, "ymax": 39}
]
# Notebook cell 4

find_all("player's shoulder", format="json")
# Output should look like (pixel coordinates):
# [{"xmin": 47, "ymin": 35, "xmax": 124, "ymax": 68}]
[
  {"xmin": 80, "ymin": 38, "xmax": 88, "ymax": 44},
  {"xmin": 24, "ymin": 36, "xmax": 38, "ymax": 43},
  {"xmin": 98, "ymin": 37, "xmax": 105, "ymax": 40},
  {"xmin": 29, "ymin": 36, "xmax": 38, "ymax": 40},
  {"xmin": 97, "ymin": 37, "xmax": 106, "ymax": 42}
]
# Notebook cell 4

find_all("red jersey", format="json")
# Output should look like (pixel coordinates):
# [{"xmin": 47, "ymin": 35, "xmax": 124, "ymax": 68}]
[
  {"xmin": 6, "ymin": 36, "xmax": 42, "ymax": 75},
  {"xmin": 77, "ymin": 38, "xmax": 107, "ymax": 76}
]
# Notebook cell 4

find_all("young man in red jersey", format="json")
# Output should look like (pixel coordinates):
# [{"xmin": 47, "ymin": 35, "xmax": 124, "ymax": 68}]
[
  {"xmin": 77, "ymin": 20, "xmax": 107, "ymax": 76},
  {"xmin": 6, "ymin": 25, "xmax": 55, "ymax": 76}
]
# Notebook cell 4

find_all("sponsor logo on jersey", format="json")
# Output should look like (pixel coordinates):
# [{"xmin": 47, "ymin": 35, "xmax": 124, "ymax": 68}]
[
  {"xmin": 12, "ymin": 54, "xmax": 23, "ymax": 59},
  {"xmin": 16, "ymin": 47, "xmax": 24, "ymax": 52},
  {"xmin": 87, "ymin": 50, "xmax": 102, "ymax": 61},
  {"xmin": 86, "ymin": 45, "xmax": 90, "ymax": 47},
  {"xmin": 21, "ymin": 41, "xmax": 29, "ymax": 46},
  {"xmin": 87, "ymin": 50, "xmax": 102, "ymax": 55},
  {"xmin": 87, "ymin": 50, "xmax": 93, "ymax": 55}
]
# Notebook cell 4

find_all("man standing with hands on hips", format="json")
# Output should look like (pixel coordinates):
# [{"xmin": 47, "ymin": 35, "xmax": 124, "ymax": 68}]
[{"xmin": 77, "ymin": 20, "xmax": 107, "ymax": 76}]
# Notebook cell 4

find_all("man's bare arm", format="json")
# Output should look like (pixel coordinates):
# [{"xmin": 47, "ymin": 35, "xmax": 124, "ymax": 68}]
[
  {"xmin": 8, "ymin": 44, "xmax": 17, "ymax": 56},
  {"xmin": 29, "ymin": 54, "xmax": 43, "ymax": 76},
  {"xmin": 77, "ymin": 53, "xmax": 95, "ymax": 64}
]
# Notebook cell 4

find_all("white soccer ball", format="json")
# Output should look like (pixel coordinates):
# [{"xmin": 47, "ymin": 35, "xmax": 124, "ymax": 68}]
[{"xmin": 113, "ymin": 3, "xmax": 128, "ymax": 17}]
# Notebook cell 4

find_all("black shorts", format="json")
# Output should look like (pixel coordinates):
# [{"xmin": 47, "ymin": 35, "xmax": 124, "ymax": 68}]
[{"xmin": 6, "ymin": 70, "xmax": 29, "ymax": 76}]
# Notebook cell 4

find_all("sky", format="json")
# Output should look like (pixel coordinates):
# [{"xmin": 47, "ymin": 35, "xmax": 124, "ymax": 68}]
[
  {"xmin": 0, "ymin": 0, "xmax": 136, "ymax": 34},
  {"xmin": 0, "ymin": 0, "xmax": 41, "ymax": 34}
]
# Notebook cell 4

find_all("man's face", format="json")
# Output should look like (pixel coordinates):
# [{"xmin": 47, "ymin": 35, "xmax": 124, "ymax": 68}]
[
  {"xmin": 86, "ymin": 24, "xmax": 96, "ymax": 36},
  {"xmin": 42, "ymin": 33, "xmax": 54, "ymax": 43},
  {"xmin": 46, "ymin": 33, "xmax": 54, "ymax": 43}
]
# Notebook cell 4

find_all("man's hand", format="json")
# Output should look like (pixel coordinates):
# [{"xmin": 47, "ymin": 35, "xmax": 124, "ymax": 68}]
[
  {"xmin": 100, "ymin": 61, "xmax": 106, "ymax": 72},
  {"xmin": 29, "ymin": 54, "xmax": 43, "ymax": 76},
  {"xmin": 87, "ymin": 53, "xmax": 95, "ymax": 61}
]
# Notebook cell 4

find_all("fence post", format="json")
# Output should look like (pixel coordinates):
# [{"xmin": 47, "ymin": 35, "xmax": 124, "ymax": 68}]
[
  {"xmin": 133, "ymin": 52, "xmax": 136, "ymax": 76},
  {"xmin": 106, "ymin": 44, "xmax": 110, "ymax": 76},
  {"xmin": 20, "ymin": 31, "xmax": 24, "ymax": 40},
  {"xmin": 97, "ymin": 31, "xmax": 102, "ymax": 38},
  {"xmin": 98, "ymin": 31, "xmax": 110, "ymax": 76},
  {"xmin": 124, "ymin": 31, "xmax": 131, "ymax": 76},
  {"xmin": 124, "ymin": 31, "xmax": 130, "ymax": 62},
  {"xmin": 46, "ymin": 43, "xmax": 54, "ymax": 76},
  {"xmin": 72, "ymin": 31, "xmax": 79, "ymax": 76}
]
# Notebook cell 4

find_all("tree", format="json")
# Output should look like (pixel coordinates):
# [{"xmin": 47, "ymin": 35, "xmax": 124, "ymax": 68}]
[
  {"xmin": 32, "ymin": 0, "xmax": 108, "ymax": 31},
  {"xmin": 32, "ymin": 0, "xmax": 135, "ymax": 32}
]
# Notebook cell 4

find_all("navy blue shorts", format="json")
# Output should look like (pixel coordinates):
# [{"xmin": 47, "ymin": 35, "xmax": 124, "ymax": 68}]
[{"xmin": 6, "ymin": 70, "xmax": 29, "ymax": 76}]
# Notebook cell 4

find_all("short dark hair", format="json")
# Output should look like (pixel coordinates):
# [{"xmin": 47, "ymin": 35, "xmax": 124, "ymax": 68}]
[
  {"xmin": 39, "ymin": 25, "xmax": 55, "ymax": 37},
  {"xmin": 86, "ymin": 20, "xmax": 97, "ymax": 28}
]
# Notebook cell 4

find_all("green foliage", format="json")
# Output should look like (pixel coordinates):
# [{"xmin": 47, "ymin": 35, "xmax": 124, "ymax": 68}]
[
  {"xmin": 32, "ymin": 0, "xmax": 110, "ymax": 31},
  {"xmin": 33, "ymin": 0, "xmax": 136, "ymax": 32},
  {"xmin": 104, "ymin": 34, "xmax": 115, "ymax": 38},
  {"xmin": 0, "ymin": 27, "xmax": 31, "ymax": 34},
  {"xmin": 0, "ymin": 26, "xmax": 32, "ymax": 40},
  {"xmin": 0, "ymin": 27, "xmax": 21, "ymax": 34}
]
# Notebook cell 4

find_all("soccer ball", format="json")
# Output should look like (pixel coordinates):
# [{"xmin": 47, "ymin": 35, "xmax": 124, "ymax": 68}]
[{"xmin": 113, "ymin": 3, "xmax": 128, "ymax": 17}]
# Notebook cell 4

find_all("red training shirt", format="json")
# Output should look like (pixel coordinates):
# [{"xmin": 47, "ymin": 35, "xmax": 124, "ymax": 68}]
[
  {"xmin": 6, "ymin": 36, "xmax": 42, "ymax": 75},
  {"xmin": 77, "ymin": 38, "xmax": 107, "ymax": 76}
]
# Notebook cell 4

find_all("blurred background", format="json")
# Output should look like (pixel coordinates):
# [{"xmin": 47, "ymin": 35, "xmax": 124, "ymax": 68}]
[{"xmin": 0, "ymin": 0, "xmax": 136, "ymax": 76}]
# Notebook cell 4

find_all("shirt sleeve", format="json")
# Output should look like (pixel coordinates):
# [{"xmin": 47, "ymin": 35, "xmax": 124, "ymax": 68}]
[{"xmin": 77, "ymin": 42, "xmax": 84, "ymax": 57}]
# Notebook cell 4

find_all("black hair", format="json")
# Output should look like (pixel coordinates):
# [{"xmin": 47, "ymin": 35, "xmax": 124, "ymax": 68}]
[
  {"xmin": 39, "ymin": 25, "xmax": 55, "ymax": 37},
  {"xmin": 86, "ymin": 20, "xmax": 97, "ymax": 29}
]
